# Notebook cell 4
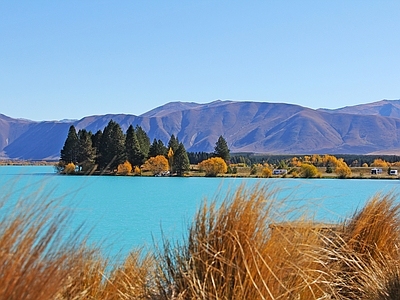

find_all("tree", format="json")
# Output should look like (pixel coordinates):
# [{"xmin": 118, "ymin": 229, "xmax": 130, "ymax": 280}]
[
  {"xmin": 167, "ymin": 134, "xmax": 179, "ymax": 153},
  {"xmin": 60, "ymin": 125, "xmax": 79, "ymax": 165},
  {"xmin": 91, "ymin": 129, "xmax": 103, "ymax": 166},
  {"xmin": 262, "ymin": 166, "xmax": 272, "ymax": 178},
  {"xmin": 135, "ymin": 125, "xmax": 150, "ymax": 159},
  {"xmin": 98, "ymin": 120, "xmax": 126, "ymax": 171},
  {"xmin": 117, "ymin": 161, "xmax": 133, "ymax": 175},
  {"xmin": 77, "ymin": 129, "xmax": 95, "ymax": 172},
  {"xmin": 143, "ymin": 155, "xmax": 169, "ymax": 175},
  {"xmin": 173, "ymin": 142, "xmax": 190, "ymax": 176},
  {"xmin": 214, "ymin": 135, "xmax": 230, "ymax": 162},
  {"xmin": 199, "ymin": 157, "xmax": 227, "ymax": 177},
  {"xmin": 335, "ymin": 160, "xmax": 352, "ymax": 178},
  {"xmin": 149, "ymin": 139, "xmax": 167, "ymax": 158},
  {"xmin": 300, "ymin": 163, "xmax": 320, "ymax": 178},
  {"xmin": 125, "ymin": 125, "xmax": 144, "ymax": 167}
]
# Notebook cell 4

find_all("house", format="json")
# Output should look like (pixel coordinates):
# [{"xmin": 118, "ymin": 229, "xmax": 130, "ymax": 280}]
[{"xmin": 371, "ymin": 168, "xmax": 383, "ymax": 175}]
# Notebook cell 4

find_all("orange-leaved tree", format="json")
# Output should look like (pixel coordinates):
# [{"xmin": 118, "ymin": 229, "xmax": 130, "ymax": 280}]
[
  {"xmin": 143, "ymin": 155, "xmax": 169, "ymax": 175},
  {"xmin": 117, "ymin": 161, "xmax": 133, "ymax": 175},
  {"xmin": 199, "ymin": 157, "xmax": 227, "ymax": 177}
]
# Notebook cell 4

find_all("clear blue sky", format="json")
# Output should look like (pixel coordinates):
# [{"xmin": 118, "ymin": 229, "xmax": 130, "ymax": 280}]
[{"xmin": 1, "ymin": 1, "xmax": 399, "ymax": 121}]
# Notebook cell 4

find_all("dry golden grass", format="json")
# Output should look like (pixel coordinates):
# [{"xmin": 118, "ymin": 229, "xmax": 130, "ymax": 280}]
[{"xmin": 2, "ymin": 184, "xmax": 400, "ymax": 299}]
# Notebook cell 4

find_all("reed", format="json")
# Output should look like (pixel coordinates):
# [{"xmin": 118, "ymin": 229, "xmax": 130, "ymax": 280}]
[{"xmin": 2, "ymin": 184, "xmax": 400, "ymax": 299}]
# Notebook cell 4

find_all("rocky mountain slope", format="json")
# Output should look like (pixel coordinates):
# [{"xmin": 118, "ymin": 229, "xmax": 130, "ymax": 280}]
[{"xmin": 2, "ymin": 99, "xmax": 400, "ymax": 160}]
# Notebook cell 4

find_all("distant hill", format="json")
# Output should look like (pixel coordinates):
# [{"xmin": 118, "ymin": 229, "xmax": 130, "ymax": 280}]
[{"xmin": 2, "ymin": 99, "xmax": 400, "ymax": 160}]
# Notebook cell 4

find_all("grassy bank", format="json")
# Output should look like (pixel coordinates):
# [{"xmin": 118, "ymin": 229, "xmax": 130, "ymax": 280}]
[{"xmin": 1, "ymin": 185, "xmax": 400, "ymax": 299}]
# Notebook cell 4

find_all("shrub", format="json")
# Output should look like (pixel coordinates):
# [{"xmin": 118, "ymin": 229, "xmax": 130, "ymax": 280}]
[
  {"xmin": 300, "ymin": 163, "xmax": 320, "ymax": 178},
  {"xmin": 143, "ymin": 155, "xmax": 169, "ymax": 175},
  {"xmin": 262, "ymin": 166, "xmax": 272, "ymax": 178},
  {"xmin": 335, "ymin": 160, "xmax": 352, "ymax": 178},
  {"xmin": 198, "ymin": 157, "xmax": 228, "ymax": 177},
  {"xmin": 64, "ymin": 162, "xmax": 76, "ymax": 174},
  {"xmin": 117, "ymin": 161, "xmax": 133, "ymax": 175}
]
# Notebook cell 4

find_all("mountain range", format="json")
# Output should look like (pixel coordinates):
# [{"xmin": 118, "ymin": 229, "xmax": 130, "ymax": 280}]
[{"xmin": 2, "ymin": 99, "xmax": 400, "ymax": 160}]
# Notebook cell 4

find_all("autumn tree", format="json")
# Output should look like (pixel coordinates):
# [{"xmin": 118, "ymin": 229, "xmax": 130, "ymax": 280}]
[
  {"xmin": 199, "ymin": 157, "xmax": 227, "ymax": 177},
  {"xmin": 173, "ymin": 142, "xmax": 190, "ymax": 176},
  {"xmin": 143, "ymin": 155, "xmax": 169, "ymax": 175},
  {"xmin": 262, "ymin": 166, "xmax": 272, "ymax": 178},
  {"xmin": 300, "ymin": 163, "xmax": 320, "ymax": 178},
  {"xmin": 371, "ymin": 158, "xmax": 388, "ymax": 167},
  {"xmin": 117, "ymin": 161, "xmax": 133, "ymax": 175},
  {"xmin": 214, "ymin": 135, "xmax": 230, "ymax": 162},
  {"xmin": 335, "ymin": 159, "xmax": 352, "ymax": 178},
  {"xmin": 125, "ymin": 125, "xmax": 144, "ymax": 168},
  {"xmin": 98, "ymin": 120, "xmax": 126, "ymax": 171},
  {"xmin": 63, "ymin": 162, "xmax": 76, "ymax": 174},
  {"xmin": 60, "ymin": 125, "xmax": 79, "ymax": 165}
]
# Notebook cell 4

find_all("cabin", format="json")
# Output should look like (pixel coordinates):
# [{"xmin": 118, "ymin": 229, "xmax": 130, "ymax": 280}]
[{"xmin": 371, "ymin": 168, "xmax": 383, "ymax": 175}]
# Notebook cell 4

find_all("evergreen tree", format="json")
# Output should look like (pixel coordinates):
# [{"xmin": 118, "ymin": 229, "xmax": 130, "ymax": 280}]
[
  {"xmin": 60, "ymin": 125, "xmax": 79, "ymax": 164},
  {"xmin": 167, "ymin": 134, "xmax": 179, "ymax": 153},
  {"xmin": 173, "ymin": 142, "xmax": 190, "ymax": 176},
  {"xmin": 91, "ymin": 130, "xmax": 103, "ymax": 166},
  {"xmin": 77, "ymin": 129, "xmax": 95, "ymax": 172},
  {"xmin": 149, "ymin": 138, "xmax": 167, "ymax": 158},
  {"xmin": 125, "ymin": 125, "xmax": 144, "ymax": 167},
  {"xmin": 98, "ymin": 120, "xmax": 126, "ymax": 171},
  {"xmin": 135, "ymin": 125, "xmax": 150, "ymax": 159},
  {"xmin": 214, "ymin": 135, "xmax": 230, "ymax": 162}
]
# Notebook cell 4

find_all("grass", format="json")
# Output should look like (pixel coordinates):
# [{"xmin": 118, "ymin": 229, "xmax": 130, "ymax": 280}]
[{"xmin": 1, "ymin": 184, "xmax": 400, "ymax": 299}]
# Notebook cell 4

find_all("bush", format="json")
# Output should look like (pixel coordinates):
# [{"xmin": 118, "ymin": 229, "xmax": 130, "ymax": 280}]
[
  {"xmin": 262, "ymin": 166, "xmax": 272, "ymax": 178},
  {"xmin": 64, "ymin": 163, "xmax": 76, "ymax": 175},
  {"xmin": 117, "ymin": 161, "xmax": 133, "ymax": 175},
  {"xmin": 300, "ymin": 163, "xmax": 320, "ymax": 178},
  {"xmin": 198, "ymin": 157, "xmax": 228, "ymax": 177}
]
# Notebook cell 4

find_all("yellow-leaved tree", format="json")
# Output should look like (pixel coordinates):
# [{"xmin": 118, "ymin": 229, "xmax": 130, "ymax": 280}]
[
  {"xmin": 199, "ymin": 157, "xmax": 227, "ymax": 177},
  {"xmin": 63, "ymin": 163, "xmax": 76, "ymax": 175},
  {"xmin": 143, "ymin": 155, "xmax": 169, "ymax": 175},
  {"xmin": 335, "ymin": 159, "xmax": 352, "ymax": 178},
  {"xmin": 262, "ymin": 166, "xmax": 272, "ymax": 178},
  {"xmin": 117, "ymin": 161, "xmax": 133, "ymax": 175},
  {"xmin": 371, "ymin": 158, "xmax": 388, "ymax": 167},
  {"xmin": 300, "ymin": 163, "xmax": 320, "ymax": 178}
]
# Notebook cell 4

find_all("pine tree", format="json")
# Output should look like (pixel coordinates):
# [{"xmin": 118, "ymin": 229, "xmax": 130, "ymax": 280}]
[
  {"xmin": 98, "ymin": 120, "xmax": 126, "ymax": 171},
  {"xmin": 149, "ymin": 139, "xmax": 167, "ymax": 158},
  {"xmin": 167, "ymin": 134, "xmax": 179, "ymax": 153},
  {"xmin": 77, "ymin": 129, "xmax": 95, "ymax": 172},
  {"xmin": 135, "ymin": 125, "xmax": 150, "ymax": 159},
  {"xmin": 173, "ymin": 142, "xmax": 190, "ymax": 176},
  {"xmin": 91, "ymin": 130, "xmax": 103, "ymax": 166},
  {"xmin": 214, "ymin": 135, "xmax": 230, "ymax": 162},
  {"xmin": 125, "ymin": 125, "xmax": 144, "ymax": 167},
  {"xmin": 60, "ymin": 125, "xmax": 79, "ymax": 164}
]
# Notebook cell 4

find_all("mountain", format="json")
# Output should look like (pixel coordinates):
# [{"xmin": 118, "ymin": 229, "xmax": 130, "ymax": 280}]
[
  {"xmin": 318, "ymin": 99, "xmax": 400, "ymax": 118},
  {"xmin": 2, "ymin": 99, "xmax": 400, "ymax": 160}
]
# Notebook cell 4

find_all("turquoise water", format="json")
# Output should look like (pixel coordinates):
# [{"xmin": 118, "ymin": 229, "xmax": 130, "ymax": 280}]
[{"xmin": 1, "ymin": 166, "xmax": 399, "ymax": 258}]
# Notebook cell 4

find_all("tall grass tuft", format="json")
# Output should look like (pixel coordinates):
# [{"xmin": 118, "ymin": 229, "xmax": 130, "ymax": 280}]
[
  {"xmin": 3, "ymin": 183, "xmax": 400, "ymax": 299},
  {"xmin": 0, "ymin": 193, "xmax": 85, "ymax": 299},
  {"xmin": 155, "ymin": 185, "xmax": 335, "ymax": 299}
]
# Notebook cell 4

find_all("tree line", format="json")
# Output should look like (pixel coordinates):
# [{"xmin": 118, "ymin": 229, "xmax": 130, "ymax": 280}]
[
  {"xmin": 58, "ymin": 120, "xmax": 231, "ymax": 176},
  {"xmin": 58, "ymin": 120, "xmax": 190, "ymax": 176}
]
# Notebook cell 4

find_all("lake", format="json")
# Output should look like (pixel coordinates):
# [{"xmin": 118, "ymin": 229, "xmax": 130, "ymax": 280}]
[{"xmin": 1, "ymin": 165, "xmax": 399, "ymax": 258}]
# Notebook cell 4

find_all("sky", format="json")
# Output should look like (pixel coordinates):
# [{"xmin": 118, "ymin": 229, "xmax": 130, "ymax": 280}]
[{"xmin": 1, "ymin": 1, "xmax": 400, "ymax": 121}]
